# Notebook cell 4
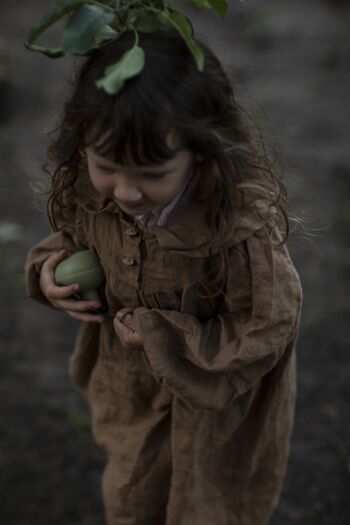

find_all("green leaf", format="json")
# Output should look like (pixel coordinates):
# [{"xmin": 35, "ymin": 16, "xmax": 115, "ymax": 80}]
[
  {"xmin": 91, "ymin": 0, "xmax": 116, "ymax": 7},
  {"xmin": 163, "ymin": 10, "xmax": 205, "ymax": 71},
  {"xmin": 133, "ymin": 9, "xmax": 162, "ymax": 33},
  {"xmin": 55, "ymin": 0, "xmax": 82, "ymax": 4},
  {"xmin": 24, "ymin": 42, "xmax": 64, "ymax": 58},
  {"xmin": 26, "ymin": 0, "xmax": 87, "ymax": 47},
  {"xmin": 192, "ymin": 0, "xmax": 228, "ymax": 19},
  {"xmin": 96, "ymin": 24, "xmax": 119, "ymax": 42},
  {"xmin": 96, "ymin": 44, "xmax": 145, "ymax": 95},
  {"xmin": 57, "ymin": 0, "xmax": 114, "ymax": 5},
  {"xmin": 63, "ymin": 4, "xmax": 116, "ymax": 55},
  {"xmin": 55, "ymin": 0, "xmax": 88, "ymax": 6}
]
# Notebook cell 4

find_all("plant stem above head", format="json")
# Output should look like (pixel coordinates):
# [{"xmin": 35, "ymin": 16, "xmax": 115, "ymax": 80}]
[{"xmin": 90, "ymin": 1, "xmax": 116, "ymax": 12}]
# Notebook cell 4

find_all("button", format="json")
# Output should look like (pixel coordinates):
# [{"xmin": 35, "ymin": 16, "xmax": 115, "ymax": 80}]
[
  {"xmin": 125, "ymin": 227, "xmax": 138, "ymax": 237},
  {"xmin": 122, "ymin": 256, "xmax": 136, "ymax": 266}
]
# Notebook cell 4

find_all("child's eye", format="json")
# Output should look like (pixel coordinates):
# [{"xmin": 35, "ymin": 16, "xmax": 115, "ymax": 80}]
[
  {"xmin": 143, "ymin": 173, "xmax": 167, "ymax": 180},
  {"xmin": 96, "ymin": 163, "xmax": 169, "ymax": 179}
]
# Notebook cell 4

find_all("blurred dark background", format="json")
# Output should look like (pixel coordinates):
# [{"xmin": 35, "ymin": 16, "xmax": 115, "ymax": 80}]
[{"xmin": 1, "ymin": 0, "xmax": 349, "ymax": 523}]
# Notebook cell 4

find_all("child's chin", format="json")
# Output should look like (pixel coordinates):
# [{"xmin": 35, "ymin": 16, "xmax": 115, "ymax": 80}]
[{"xmin": 115, "ymin": 201, "xmax": 151, "ymax": 215}]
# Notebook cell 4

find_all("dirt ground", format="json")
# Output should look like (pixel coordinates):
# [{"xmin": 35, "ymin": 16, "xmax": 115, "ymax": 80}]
[{"xmin": 0, "ymin": 0, "xmax": 349, "ymax": 523}]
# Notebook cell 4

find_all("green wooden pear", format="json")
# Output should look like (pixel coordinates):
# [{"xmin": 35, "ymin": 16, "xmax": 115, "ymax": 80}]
[{"xmin": 55, "ymin": 250, "xmax": 105, "ymax": 302}]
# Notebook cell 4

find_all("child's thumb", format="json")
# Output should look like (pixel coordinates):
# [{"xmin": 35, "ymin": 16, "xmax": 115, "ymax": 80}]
[{"xmin": 116, "ymin": 307, "xmax": 133, "ymax": 320}]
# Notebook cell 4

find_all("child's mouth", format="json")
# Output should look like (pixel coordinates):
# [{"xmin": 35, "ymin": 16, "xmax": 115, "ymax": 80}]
[{"xmin": 116, "ymin": 200, "xmax": 148, "ymax": 212}]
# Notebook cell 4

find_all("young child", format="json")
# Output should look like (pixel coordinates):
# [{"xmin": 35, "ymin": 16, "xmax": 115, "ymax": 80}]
[{"xmin": 25, "ymin": 27, "xmax": 302, "ymax": 525}]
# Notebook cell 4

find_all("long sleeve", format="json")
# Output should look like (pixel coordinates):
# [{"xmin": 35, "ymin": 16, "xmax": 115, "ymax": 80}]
[
  {"xmin": 132, "ymin": 225, "xmax": 303, "ymax": 411},
  {"xmin": 24, "ymin": 204, "xmax": 88, "ymax": 307}
]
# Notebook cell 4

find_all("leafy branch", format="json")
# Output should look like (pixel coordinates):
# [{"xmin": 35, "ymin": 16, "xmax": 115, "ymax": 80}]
[{"xmin": 25, "ymin": 0, "xmax": 245, "ymax": 94}]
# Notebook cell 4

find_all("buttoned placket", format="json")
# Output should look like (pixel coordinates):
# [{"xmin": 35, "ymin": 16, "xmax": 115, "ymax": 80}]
[{"xmin": 121, "ymin": 222, "xmax": 142, "ymax": 287}]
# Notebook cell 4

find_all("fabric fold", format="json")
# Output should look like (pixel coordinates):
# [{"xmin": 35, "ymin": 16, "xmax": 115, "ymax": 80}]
[{"xmin": 132, "ymin": 226, "xmax": 302, "ymax": 411}]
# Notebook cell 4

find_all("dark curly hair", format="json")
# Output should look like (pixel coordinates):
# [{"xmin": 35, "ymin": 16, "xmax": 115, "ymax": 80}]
[{"xmin": 44, "ymin": 27, "xmax": 290, "ymax": 298}]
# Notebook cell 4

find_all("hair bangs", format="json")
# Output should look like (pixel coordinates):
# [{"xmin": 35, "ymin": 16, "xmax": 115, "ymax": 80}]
[{"xmin": 84, "ymin": 83, "xmax": 180, "ymax": 168}]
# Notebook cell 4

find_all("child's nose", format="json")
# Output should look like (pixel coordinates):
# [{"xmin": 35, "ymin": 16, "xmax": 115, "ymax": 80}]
[{"xmin": 113, "ymin": 184, "xmax": 143, "ymax": 203}]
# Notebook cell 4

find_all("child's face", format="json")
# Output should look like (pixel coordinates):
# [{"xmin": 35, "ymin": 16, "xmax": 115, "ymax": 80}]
[{"xmin": 85, "ymin": 131, "xmax": 197, "ymax": 217}]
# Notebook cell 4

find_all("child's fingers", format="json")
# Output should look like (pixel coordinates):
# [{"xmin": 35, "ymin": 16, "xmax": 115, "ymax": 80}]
[
  {"xmin": 113, "ymin": 316, "xmax": 132, "ymax": 338},
  {"xmin": 40, "ymin": 249, "xmax": 71, "ymax": 295},
  {"xmin": 46, "ymin": 282, "xmax": 80, "ymax": 301},
  {"xmin": 113, "ymin": 316, "xmax": 144, "ymax": 348},
  {"xmin": 42, "ymin": 249, "xmax": 69, "ymax": 278},
  {"xmin": 118, "ymin": 312, "xmax": 134, "ymax": 328},
  {"xmin": 54, "ymin": 297, "xmax": 102, "ymax": 313},
  {"xmin": 65, "ymin": 309, "xmax": 105, "ymax": 323},
  {"xmin": 116, "ymin": 308, "xmax": 134, "ymax": 321}
]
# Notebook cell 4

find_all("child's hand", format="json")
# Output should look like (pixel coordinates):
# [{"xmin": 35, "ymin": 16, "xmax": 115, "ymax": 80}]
[
  {"xmin": 113, "ymin": 308, "xmax": 144, "ymax": 350},
  {"xmin": 39, "ymin": 249, "xmax": 105, "ymax": 323}
]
